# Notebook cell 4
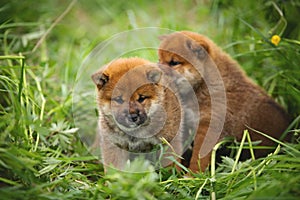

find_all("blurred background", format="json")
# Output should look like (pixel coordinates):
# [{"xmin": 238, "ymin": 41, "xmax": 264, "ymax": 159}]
[{"xmin": 1, "ymin": 0, "xmax": 299, "ymax": 110}]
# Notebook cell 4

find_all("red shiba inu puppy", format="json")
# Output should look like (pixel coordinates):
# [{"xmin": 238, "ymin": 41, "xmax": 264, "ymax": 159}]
[
  {"xmin": 92, "ymin": 57, "xmax": 193, "ymax": 171},
  {"xmin": 158, "ymin": 31, "xmax": 291, "ymax": 172}
]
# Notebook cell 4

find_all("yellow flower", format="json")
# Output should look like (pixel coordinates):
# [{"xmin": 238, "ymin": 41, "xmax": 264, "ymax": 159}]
[{"xmin": 271, "ymin": 35, "xmax": 281, "ymax": 46}]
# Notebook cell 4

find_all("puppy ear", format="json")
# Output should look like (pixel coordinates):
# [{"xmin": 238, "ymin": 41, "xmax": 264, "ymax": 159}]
[
  {"xmin": 185, "ymin": 39, "xmax": 209, "ymax": 60},
  {"xmin": 158, "ymin": 34, "xmax": 168, "ymax": 41},
  {"xmin": 146, "ymin": 68, "xmax": 162, "ymax": 83},
  {"xmin": 91, "ymin": 71, "xmax": 109, "ymax": 90}
]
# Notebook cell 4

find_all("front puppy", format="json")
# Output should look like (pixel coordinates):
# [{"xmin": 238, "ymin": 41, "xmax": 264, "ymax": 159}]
[
  {"xmin": 158, "ymin": 31, "xmax": 291, "ymax": 172},
  {"xmin": 91, "ymin": 58, "xmax": 183, "ymax": 171}
]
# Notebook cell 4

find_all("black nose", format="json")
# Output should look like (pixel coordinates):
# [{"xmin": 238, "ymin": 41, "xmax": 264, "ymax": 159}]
[
  {"xmin": 118, "ymin": 106, "xmax": 147, "ymax": 128},
  {"xmin": 128, "ymin": 113, "xmax": 139, "ymax": 122}
]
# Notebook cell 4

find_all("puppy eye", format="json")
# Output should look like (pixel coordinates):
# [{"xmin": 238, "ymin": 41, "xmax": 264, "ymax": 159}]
[
  {"xmin": 112, "ymin": 96, "xmax": 124, "ymax": 104},
  {"xmin": 137, "ymin": 95, "xmax": 148, "ymax": 103},
  {"xmin": 168, "ymin": 60, "xmax": 181, "ymax": 66}
]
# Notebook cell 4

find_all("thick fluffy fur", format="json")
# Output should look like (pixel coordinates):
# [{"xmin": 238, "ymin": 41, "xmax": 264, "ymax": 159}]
[
  {"xmin": 158, "ymin": 31, "xmax": 291, "ymax": 172},
  {"xmin": 92, "ymin": 58, "xmax": 183, "ymax": 171}
]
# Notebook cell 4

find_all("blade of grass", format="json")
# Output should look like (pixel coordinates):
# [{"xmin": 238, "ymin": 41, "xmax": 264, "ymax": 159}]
[
  {"xmin": 231, "ymin": 130, "xmax": 248, "ymax": 173},
  {"xmin": 246, "ymin": 130, "xmax": 255, "ymax": 160},
  {"xmin": 256, "ymin": 145, "xmax": 282, "ymax": 176},
  {"xmin": 17, "ymin": 55, "xmax": 25, "ymax": 103},
  {"xmin": 246, "ymin": 126, "xmax": 299, "ymax": 154},
  {"xmin": 27, "ymin": 69, "xmax": 46, "ymax": 121},
  {"xmin": 195, "ymin": 178, "xmax": 209, "ymax": 200},
  {"xmin": 268, "ymin": 1, "xmax": 287, "ymax": 36},
  {"xmin": 280, "ymin": 114, "xmax": 300, "ymax": 140}
]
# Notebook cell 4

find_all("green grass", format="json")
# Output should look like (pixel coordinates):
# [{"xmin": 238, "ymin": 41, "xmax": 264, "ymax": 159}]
[{"xmin": 1, "ymin": 0, "xmax": 300, "ymax": 199}]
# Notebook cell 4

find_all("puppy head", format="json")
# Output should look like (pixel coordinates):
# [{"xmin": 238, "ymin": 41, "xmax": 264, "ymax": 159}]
[
  {"xmin": 158, "ymin": 31, "xmax": 215, "ymax": 88},
  {"xmin": 92, "ymin": 58, "xmax": 163, "ymax": 132},
  {"xmin": 158, "ymin": 31, "xmax": 211, "ymax": 64}
]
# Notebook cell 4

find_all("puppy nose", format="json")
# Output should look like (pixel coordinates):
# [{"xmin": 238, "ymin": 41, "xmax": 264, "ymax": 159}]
[{"xmin": 128, "ymin": 113, "xmax": 139, "ymax": 122}]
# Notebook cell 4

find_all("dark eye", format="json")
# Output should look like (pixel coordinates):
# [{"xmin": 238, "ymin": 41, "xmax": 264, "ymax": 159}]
[
  {"xmin": 168, "ymin": 60, "xmax": 181, "ymax": 66},
  {"xmin": 112, "ymin": 96, "xmax": 124, "ymax": 104},
  {"xmin": 137, "ymin": 95, "xmax": 148, "ymax": 103}
]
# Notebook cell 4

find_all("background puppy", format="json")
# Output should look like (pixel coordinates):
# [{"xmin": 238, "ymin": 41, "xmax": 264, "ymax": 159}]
[
  {"xmin": 158, "ymin": 31, "xmax": 291, "ymax": 172},
  {"xmin": 91, "ymin": 57, "xmax": 187, "ymax": 171}
]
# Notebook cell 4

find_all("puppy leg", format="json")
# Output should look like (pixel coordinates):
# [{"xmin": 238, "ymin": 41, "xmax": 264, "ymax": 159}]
[{"xmin": 189, "ymin": 119, "xmax": 211, "ymax": 172}]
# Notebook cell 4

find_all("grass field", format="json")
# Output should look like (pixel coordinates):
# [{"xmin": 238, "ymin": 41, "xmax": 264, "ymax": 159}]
[{"xmin": 1, "ymin": 0, "xmax": 300, "ymax": 199}]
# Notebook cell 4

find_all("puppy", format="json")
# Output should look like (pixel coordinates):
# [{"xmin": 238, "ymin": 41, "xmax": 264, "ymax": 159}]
[
  {"xmin": 158, "ymin": 31, "xmax": 291, "ymax": 172},
  {"xmin": 91, "ymin": 57, "xmax": 187, "ymax": 171}
]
